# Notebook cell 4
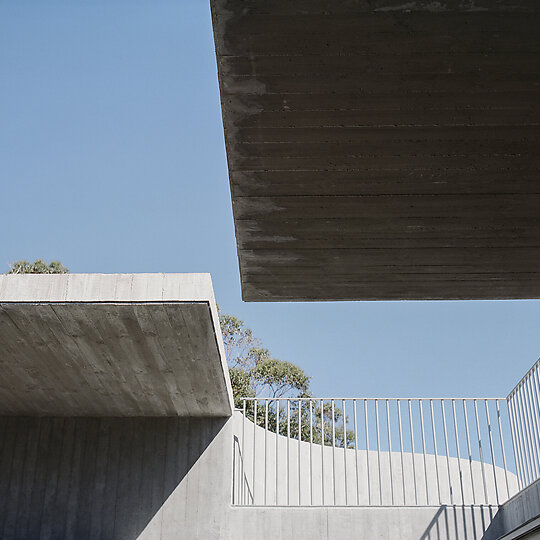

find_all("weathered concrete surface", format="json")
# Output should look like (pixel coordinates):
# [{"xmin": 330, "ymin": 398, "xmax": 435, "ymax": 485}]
[
  {"xmin": 484, "ymin": 478, "xmax": 540, "ymax": 540},
  {"xmin": 0, "ymin": 414, "xmax": 505, "ymax": 540},
  {"xmin": 211, "ymin": 0, "xmax": 540, "ymax": 301},
  {"xmin": 0, "ymin": 273, "xmax": 233, "ymax": 416},
  {"xmin": 0, "ymin": 416, "xmax": 230, "ymax": 539}
]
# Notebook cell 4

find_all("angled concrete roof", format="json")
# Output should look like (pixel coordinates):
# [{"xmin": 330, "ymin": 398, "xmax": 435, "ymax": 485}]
[
  {"xmin": 0, "ymin": 273, "xmax": 233, "ymax": 416},
  {"xmin": 211, "ymin": 0, "xmax": 540, "ymax": 301}
]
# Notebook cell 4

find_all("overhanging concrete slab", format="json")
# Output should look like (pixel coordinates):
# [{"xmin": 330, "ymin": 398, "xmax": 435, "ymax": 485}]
[
  {"xmin": 0, "ymin": 273, "xmax": 233, "ymax": 416},
  {"xmin": 211, "ymin": 0, "xmax": 540, "ymax": 301}
]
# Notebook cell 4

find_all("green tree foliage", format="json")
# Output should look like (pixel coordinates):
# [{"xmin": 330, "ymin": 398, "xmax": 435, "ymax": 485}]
[
  {"xmin": 219, "ymin": 307, "xmax": 310, "ymax": 406},
  {"xmin": 219, "ymin": 307, "xmax": 354, "ymax": 447},
  {"xmin": 7, "ymin": 259, "xmax": 68, "ymax": 274}
]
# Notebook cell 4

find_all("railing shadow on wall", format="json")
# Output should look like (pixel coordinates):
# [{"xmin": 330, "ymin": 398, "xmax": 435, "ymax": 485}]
[
  {"xmin": 233, "ymin": 435, "xmax": 254, "ymax": 505},
  {"xmin": 417, "ymin": 505, "xmax": 501, "ymax": 540},
  {"xmin": 232, "ymin": 359, "xmax": 540, "ymax": 510}
]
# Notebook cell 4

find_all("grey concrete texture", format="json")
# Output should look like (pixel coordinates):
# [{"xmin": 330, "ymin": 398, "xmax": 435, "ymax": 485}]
[
  {"xmin": 0, "ymin": 273, "xmax": 233, "ymax": 416},
  {"xmin": 0, "ymin": 416, "xmax": 229, "ymax": 539},
  {"xmin": 1, "ymin": 412, "xmax": 532, "ymax": 539},
  {"xmin": 484, "ymin": 479, "xmax": 540, "ymax": 540},
  {"xmin": 211, "ymin": 0, "xmax": 540, "ymax": 301}
]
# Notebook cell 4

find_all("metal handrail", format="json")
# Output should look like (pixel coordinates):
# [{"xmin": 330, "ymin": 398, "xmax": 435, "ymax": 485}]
[
  {"xmin": 232, "ymin": 359, "xmax": 540, "ymax": 507},
  {"xmin": 233, "ymin": 396, "xmax": 518, "ymax": 506},
  {"xmin": 507, "ymin": 359, "xmax": 540, "ymax": 490}
]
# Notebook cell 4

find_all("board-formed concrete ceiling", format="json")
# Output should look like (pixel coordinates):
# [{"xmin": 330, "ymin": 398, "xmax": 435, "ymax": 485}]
[
  {"xmin": 211, "ymin": 0, "xmax": 540, "ymax": 301},
  {"xmin": 0, "ymin": 274, "xmax": 233, "ymax": 416}
]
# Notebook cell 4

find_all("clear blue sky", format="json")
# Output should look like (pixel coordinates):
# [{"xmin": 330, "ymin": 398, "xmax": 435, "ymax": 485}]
[{"xmin": 1, "ymin": 0, "xmax": 538, "ymax": 399}]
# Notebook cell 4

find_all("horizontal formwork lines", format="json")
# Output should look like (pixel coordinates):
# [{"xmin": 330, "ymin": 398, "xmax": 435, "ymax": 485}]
[
  {"xmin": 228, "ymin": 154, "xmax": 537, "ymax": 171},
  {"xmin": 212, "ymin": 0, "xmax": 540, "ymax": 301},
  {"xmin": 230, "ymin": 126, "xmax": 540, "ymax": 147},
  {"xmin": 220, "ymin": 11, "xmax": 540, "ymax": 38},
  {"xmin": 232, "ymin": 194, "xmax": 540, "ymax": 220},
  {"xmin": 212, "ymin": 0, "xmax": 540, "ymax": 16},
  {"xmin": 220, "ymin": 52, "xmax": 540, "ymax": 74},
  {"xmin": 239, "ymin": 246, "xmax": 540, "ymax": 269},
  {"xmin": 229, "ymin": 170, "xmax": 540, "ymax": 197},
  {"xmin": 241, "ymin": 283, "xmax": 540, "ymax": 301},
  {"xmin": 222, "ymin": 90, "xmax": 540, "ymax": 113}
]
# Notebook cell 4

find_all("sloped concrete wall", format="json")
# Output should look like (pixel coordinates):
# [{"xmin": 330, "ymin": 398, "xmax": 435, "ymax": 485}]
[{"xmin": 483, "ymin": 478, "xmax": 540, "ymax": 540}]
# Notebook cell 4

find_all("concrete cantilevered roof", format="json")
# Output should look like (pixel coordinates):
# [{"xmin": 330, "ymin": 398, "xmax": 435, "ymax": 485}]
[
  {"xmin": 0, "ymin": 273, "xmax": 233, "ymax": 416},
  {"xmin": 211, "ymin": 0, "xmax": 540, "ymax": 301}
]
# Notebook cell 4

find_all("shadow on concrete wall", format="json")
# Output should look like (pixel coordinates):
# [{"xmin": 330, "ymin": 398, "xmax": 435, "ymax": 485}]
[
  {"xmin": 417, "ymin": 504, "xmax": 499, "ymax": 540},
  {"xmin": 481, "ymin": 478, "xmax": 540, "ymax": 540},
  {"xmin": 0, "ymin": 416, "xmax": 228, "ymax": 539},
  {"xmin": 232, "ymin": 435, "xmax": 254, "ymax": 505}
]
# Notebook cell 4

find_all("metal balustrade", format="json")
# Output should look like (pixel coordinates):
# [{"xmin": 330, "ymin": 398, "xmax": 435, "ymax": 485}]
[
  {"xmin": 233, "ymin": 397, "xmax": 519, "ymax": 506},
  {"xmin": 507, "ymin": 359, "xmax": 540, "ymax": 491},
  {"xmin": 232, "ymin": 360, "xmax": 540, "ymax": 507}
]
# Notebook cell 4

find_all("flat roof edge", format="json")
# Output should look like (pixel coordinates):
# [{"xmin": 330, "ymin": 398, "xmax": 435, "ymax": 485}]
[
  {"xmin": 0, "ymin": 273, "xmax": 235, "ymax": 417},
  {"xmin": 0, "ymin": 273, "xmax": 214, "ymax": 303}
]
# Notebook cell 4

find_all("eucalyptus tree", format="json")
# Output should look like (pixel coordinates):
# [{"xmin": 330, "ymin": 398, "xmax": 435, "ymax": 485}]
[
  {"xmin": 7, "ymin": 259, "xmax": 68, "ymax": 274},
  {"xmin": 219, "ymin": 308, "xmax": 353, "ymax": 447}
]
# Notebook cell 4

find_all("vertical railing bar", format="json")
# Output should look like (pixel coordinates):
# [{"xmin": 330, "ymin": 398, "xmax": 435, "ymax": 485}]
[
  {"xmin": 298, "ymin": 400, "xmax": 302, "ymax": 506},
  {"xmin": 321, "ymin": 399, "xmax": 325, "ymax": 506},
  {"xmin": 276, "ymin": 399, "xmax": 280, "ymax": 505},
  {"xmin": 524, "ymin": 375, "xmax": 540, "ymax": 479},
  {"xmin": 521, "ymin": 381, "xmax": 538, "ymax": 482},
  {"xmin": 264, "ymin": 400, "xmax": 269, "ymax": 506},
  {"xmin": 451, "ymin": 399, "xmax": 465, "ymax": 505},
  {"xmin": 508, "ymin": 396, "xmax": 526, "ymax": 489},
  {"xmin": 419, "ymin": 399, "xmax": 429, "ymax": 505},
  {"xmin": 409, "ymin": 399, "xmax": 418, "ymax": 505},
  {"xmin": 484, "ymin": 399, "xmax": 500, "ymax": 505},
  {"xmin": 354, "ymin": 400, "xmax": 360, "ymax": 506},
  {"xmin": 526, "ymin": 375, "xmax": 540, "ymax": 480},
  {"xmin": 496, "ymin": 399, "xmax": 511, "ymax": 500},
  {"xmin": 310, "ymin": 400, "xmax": 313, "ymax": 506},
  {"xmin": 364, "ymin": 399, "xmax": 371, "ymax": 506},
  {"xmin": 473, "ymin": 399, "xmax": 488, "ymax": 504},
  {"xmin": 441, "ymin": 399, "xmax": 454, "ymax": 505},
  {"xmin": 507, "ymin": 360, "xmax": 539, "ymax": 400},
  {"xmin": 376, "ymin": 400, "xmax": 382, "ymax": 505},
  {"xmin": 386, "ymin": 399, "xmax": 394, "ymax": 505},
  {"xmin": 463, "ymin": 400, "xmax": 477, "ymax": 504},
  {"xmin": 287, "ymin": 400, "xmax": 290, "ymax": 506},
  {"xmin": 533, "ymin": 366, "xmax": 540, "ymax": 434},
  {"xmin": 516, "ymin": 386, "xmax": 534, "ymax": 484},
  {"xmin": 534, "ymin": 366, "xmax": 540, "ymax": 418},
  {"xmin": 517, "ymin": 379, "xmax": 534, "ymax": 482},
  {"xmin": 343, "ymin": 399, "xmax": 348, "ymax": 506},
  {"xmin": 232, "ymin": 420, "xmax": 235, "ymax": 505},
  {"xmin": 430, "ymin": 399, "xmax": 442, "ymax": 505},
  {"xmin": 532, "ymin": 368, "xmax": 540, "ymax": 481},
  {"xmin": 332, "ymin": 400, "xmax": 336, "ymax": 506},
  {"xmin": 253, "ymin": 400, "xmax": 257, "ymax": 505},
  {"xmin": 397, "ymin": 400, "xmax": 406, "ymax": 505},
  {"xmin": 520, "ymin": 382, "xmax": 537, "ymax": 485},
  {"xmin": 242, "ymin": 399, "xmax": 246, "ymax": 505}
]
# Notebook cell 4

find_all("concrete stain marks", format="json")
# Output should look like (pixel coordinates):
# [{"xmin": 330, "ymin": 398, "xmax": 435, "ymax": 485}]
[
  {"xmin": 0, "ymin": 274, "xmax": 233, "ymax": 416},
  {"xmin": 211, "ymin": 0, "xmax": 540, "ymax": 301}
]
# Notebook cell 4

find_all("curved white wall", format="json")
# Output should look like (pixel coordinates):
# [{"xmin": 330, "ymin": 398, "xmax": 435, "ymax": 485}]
[{"xmin": 233, "ymin": 413, "xmax": 519, "ymax": 506}]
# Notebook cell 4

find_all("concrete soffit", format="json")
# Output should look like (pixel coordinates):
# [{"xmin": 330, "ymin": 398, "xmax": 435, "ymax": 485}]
[{"xmin": 0, "ymin": 273, "xmax": 234, "ymax": 417}]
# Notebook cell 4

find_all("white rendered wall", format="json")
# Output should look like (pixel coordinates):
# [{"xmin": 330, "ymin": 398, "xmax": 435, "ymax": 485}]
[{"xmin": 232, "ymin": 413, "xmax": 519, "ymax": 507}]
